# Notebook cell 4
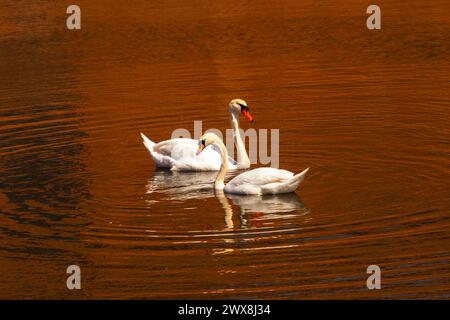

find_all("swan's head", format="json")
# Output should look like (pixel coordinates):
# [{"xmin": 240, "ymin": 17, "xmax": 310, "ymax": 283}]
[
  {"xmin": 196, "ymin": 132, "xmax": 221, "ymax": 156},
  {"xmin": 229, "ymin": 98, "xmax": 254, "ymax": 122}
]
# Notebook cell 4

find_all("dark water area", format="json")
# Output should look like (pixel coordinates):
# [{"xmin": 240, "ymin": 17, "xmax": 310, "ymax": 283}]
[{"xmin": 0, "ymin": 0, "xmax": 449, "ymax": 299}]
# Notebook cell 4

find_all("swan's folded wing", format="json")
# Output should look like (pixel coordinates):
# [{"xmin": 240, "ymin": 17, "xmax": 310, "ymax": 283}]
[
  {"xmin": 227, "ymin": 167, "xmax": 293, "ymax": 187},
  {"xmin": 210, "ymin": 144, "xmax": 238, "ymax": 167},
  {"xmin": 153, "ymin": 138, "xmax": 198, "ymax": 157},
  {"xmin": 152, "ymin": 138, "xmax": 239, "ymax": 171}
]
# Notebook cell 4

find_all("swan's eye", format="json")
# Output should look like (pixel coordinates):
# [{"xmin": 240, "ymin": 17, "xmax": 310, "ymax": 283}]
[
  {"xmin": 238, "ymin": 103, "xmax": 248, "ymax": 111},
  {"xmin": 200, "ymin": 139, "xmax": 206, "ymax": 146}
]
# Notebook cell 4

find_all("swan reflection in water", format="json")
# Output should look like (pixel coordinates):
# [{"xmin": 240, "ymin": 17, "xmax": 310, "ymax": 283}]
[
  {"xmin": 145, "ymin": 170, "xmax": 310, "ymax": 229},
  {"xmin": 217, "ymin": 190, "xmax": 309, "ymax": 228},
  {"xmin": 145, "ymin": 169, "xmax": 221, "ymax": 201}
]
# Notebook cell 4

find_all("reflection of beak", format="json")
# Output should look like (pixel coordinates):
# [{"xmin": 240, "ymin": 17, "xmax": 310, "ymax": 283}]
[
  {"xmin": 241, "ymin": 109, "xmax": 254, "ymax": 122},
  {"xmin": 196, "ymin": 144, "xmax": 205, "ymax": 156}
]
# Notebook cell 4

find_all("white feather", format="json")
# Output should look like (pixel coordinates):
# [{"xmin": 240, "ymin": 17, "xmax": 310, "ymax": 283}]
[
  {"xmin": 140, "ymin": 99, "xmax": 253, "ymax": 171},
  {"xmin": 141, "ymin": 133, "xmax": 238, "ymax": 171},
  {"xmin": 224, "ymin": 168, "xmax": 309, "ymax": 195}
]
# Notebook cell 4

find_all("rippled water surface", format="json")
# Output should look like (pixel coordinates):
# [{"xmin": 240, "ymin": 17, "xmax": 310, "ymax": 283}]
[{"xmin": 1, "ymin": 0, "xmax": 450, "ymax": 299}]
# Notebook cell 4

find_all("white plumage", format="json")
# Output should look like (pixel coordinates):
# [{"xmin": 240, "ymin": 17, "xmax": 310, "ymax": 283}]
[
  {"xmin": 141, "ymin": 99, "xmax": 253, "ymax": 171},
  {"xmin": 197, "ymin": 132, "xmax": 309, "ymax": 195},
  {"xmin": 141, "ymin": 135, "xmax": 238, "ymax": 171},
  {"xmin": 224, "ymin": 167, "xmax": 309, "ymax": 195}
]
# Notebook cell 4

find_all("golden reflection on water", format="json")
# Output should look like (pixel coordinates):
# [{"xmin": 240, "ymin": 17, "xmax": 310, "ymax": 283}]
[{"xmin": 1, "ymin": 0, "xmax": 450, "ymax": 299}]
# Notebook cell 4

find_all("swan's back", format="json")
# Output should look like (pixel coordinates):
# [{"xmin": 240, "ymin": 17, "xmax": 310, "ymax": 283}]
[
  {"xmin": 225, "ymin": 167, "xmax": 308, "ymax": 195},
  {"xmin": 227, "ymin": 167, "xmax": 293, "ymax": 187},
  {"xmin": 154, "ymin": 138, "xmax": 197, "ymax": 157}
]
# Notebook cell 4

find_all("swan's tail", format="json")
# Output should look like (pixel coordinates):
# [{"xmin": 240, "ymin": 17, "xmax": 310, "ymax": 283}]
[
  {"xmin": 288, "ymin": 168, "xmax": 309, "ymax": 189},
  {"xmin": 141, "ymin": 132, "xmax": 156, "ymax": 152},
  {"xmin": 283, "ymin": 168, "xmax": 309, "ymax": 192},
  {"xmin": 140, "ymin": 133, "xmax": 174, "ymax": 168},
  {"xmin": 262, "ymin": 168, "xmax": 309, "ymax": 194}
]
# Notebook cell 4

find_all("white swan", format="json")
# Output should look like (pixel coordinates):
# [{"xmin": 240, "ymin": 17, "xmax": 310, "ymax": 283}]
[
  {"xmin": 141, "ymin": 99, "xmax": 253, "ymax": 171},
  {"xmin": 196, "ymin": 133, "xmax": 309, "ymax": 195}
]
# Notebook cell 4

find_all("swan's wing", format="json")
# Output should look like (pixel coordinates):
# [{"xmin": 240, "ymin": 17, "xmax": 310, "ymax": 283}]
[
  {"xmin": 150, "ymin": 138, "xmax": 238, "ymax": 171},
  {"xmin": 153, "ymin": 138, "xmax": 197, "ymax": 157},
  {"xmin": 225, "ymin": 168, "xmax": 308, "ymax": 195},
  {"xmin": 227, "ymin": 167, "xmax": 294, "ymax": 187},
  {"xmin": 216, "ymin": 143, "xmax": 238, "ymax": 167},
  {"xmin": 260, "ymin": 168, "xmax": 309, "ymax": 194}
]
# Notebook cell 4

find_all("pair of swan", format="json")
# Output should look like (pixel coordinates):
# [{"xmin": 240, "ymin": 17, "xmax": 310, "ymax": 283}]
[{"xmin": 141, "ymin": 99, "xmax": 309, "ymax": 195}]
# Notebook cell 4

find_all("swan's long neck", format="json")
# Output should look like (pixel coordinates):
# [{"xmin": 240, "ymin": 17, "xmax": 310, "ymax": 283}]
[
  {"xmin": 213, "ymin": 138, "xmax": 228, "ymax": 190},
  {"xmin": 230, "ymin": 112, "xmax": 250, "ymax": 168}
]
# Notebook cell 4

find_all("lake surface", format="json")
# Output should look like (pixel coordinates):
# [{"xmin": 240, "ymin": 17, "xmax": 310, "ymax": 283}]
[{"xmin": 0, "ymin": 0, "xmax": 449, "ymax": 299}]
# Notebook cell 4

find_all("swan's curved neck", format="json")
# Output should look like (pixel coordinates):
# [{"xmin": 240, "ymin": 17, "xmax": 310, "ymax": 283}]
[
  {"xmin": 212, "ymin": 138, "xmax": 228, "ymax": 190},
  {"xmin": 230, "ymin": 112, "xmax": 250, "ymax": 168}
]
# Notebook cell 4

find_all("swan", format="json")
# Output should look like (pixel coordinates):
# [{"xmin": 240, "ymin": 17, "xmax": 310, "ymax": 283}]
[
  {"xmin": 196, "ymin": 133, "xmax": 309, "ymax": 195},
  {"xmin": 140, "ymin": 99, "xmax": 253, "ymax": 171}
]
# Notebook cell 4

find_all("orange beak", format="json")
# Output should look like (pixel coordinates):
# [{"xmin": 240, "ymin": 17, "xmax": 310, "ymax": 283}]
[
  {"xmin": 242, "ymin": 109, "xmax": 254, "ymax": 122},
  {"xmin": 196, "ymin": 144, "xmax": 205, "ymax": 156}
]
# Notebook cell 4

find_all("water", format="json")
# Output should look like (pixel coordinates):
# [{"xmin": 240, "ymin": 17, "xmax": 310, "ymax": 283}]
[{"xmin": 1, "ymin": 0, "xmax": 449, "ymax": 299}]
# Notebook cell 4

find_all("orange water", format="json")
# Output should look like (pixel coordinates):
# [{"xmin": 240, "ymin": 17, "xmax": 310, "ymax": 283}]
[{"xmin": 0, "ymin": 0, "xmax": 449, "ymax": 299}]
